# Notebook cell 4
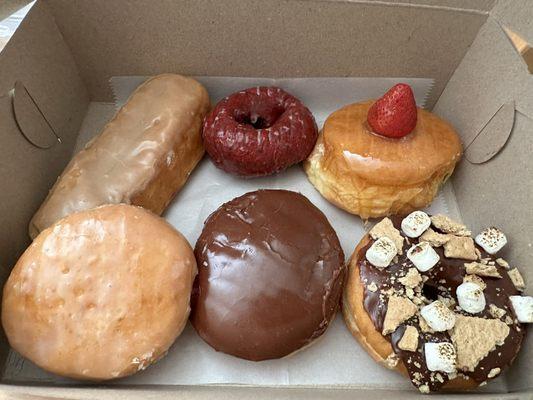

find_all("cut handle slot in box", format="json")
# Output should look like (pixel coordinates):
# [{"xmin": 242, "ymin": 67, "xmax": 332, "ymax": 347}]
[{"xmin": 10, "ymin": 80, "xmax": 61, "ymax": 149}]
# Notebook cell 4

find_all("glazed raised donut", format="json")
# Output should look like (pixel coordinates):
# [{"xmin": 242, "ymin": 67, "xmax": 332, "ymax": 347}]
[
  {"xmin": 343, "ymin": 212, "xmax": 529, "ymax": 393},
  {"xmin": 304, "ymin": 84, "xmax": 462, "ymax": 219},
  {"xmin": 29, "ymin": 74, "xmax": 210, "ymax": 239},
  {"xmin": 3, "ymin": 204, "xmax": 197, "ymax": 380},
  {"xmin": 202, "ymin": 87, "xmax": 318, "ymax": 177}
]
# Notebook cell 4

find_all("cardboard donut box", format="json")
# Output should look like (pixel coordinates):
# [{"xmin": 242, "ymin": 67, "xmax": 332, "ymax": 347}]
[{"xmin": 0, "ymin": 0, "xmax": 532, "ymax": 398}]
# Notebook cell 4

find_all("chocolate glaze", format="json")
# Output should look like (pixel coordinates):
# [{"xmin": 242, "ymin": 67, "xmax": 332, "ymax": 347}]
[
  {"xmin": 191, "ymin": 189, "xmax": 345, "ymax": 361},
  {"xmin": 359, "ymin": 217, "xmax": 525, "ymax": 392}
]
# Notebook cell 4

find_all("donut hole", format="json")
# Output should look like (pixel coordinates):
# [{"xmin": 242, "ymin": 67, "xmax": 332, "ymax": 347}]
[
  {"xmin": 422, "ymin": 282, "xmax": 440, "ymax": 301},
  {"xmin": 233, "ymin": 105, "xmax": 285, "ymax": 129}
]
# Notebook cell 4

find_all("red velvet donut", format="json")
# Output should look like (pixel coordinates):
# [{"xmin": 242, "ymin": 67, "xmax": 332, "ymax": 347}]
[{"xmin": 202, "ymin": 87, "xmax": 318, "ymax": 177}]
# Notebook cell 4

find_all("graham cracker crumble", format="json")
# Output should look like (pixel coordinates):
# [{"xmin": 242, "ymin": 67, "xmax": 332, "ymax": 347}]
[
  {"xmin": 369, "ymin": 218, "xmax": 404, "ymax": 255},
  {"xmin": 443, "ymin": 236, "xmax": 478, "ymax": 260},
  {"xmin": 430, "ymin": 215, "xmax": 471, "ymax": 236},
  {"xmin": 382, "ymin": 295, "xmax": 418, "ymax": 335},
  {"xmin": 507, "ymin": 268, "xmax": 525, "ymax": 291},
  {"xmin": 367, "ymin": 282, "xmax": 378, "ymax": 292},
  {"xmin": 418, "ymin": 384, "xmax": 430, "ymax": 393},
  {"xmin": 489, "ymin": 304, "xmax": 507, "ymax": 319},
  {"xmin": 419, "ymin": 315, "xmax": 434, "ymax": 333},
  {"xmin": 437, "ymin": 295, "xmax": 456, "ymax": 309},
  {"xmin": 487, "ymin": 367, "xmax": 501, "ymax": 378},
  {"xmin": 419, "ymin": 228, "xmax": 451, "ymax": 247},
  {"xmin": 465, "ymin": 261, "xmax": 501, "ymax": 278},
  {"xmin": 496, "ymin": 258, "xmax": 511, "ymax": 270},
  {"xmin": 399, "ymin": 268, "xmax": 422, "ymax": 289},
  {"xmin": 450, "ymin": 315, "xmax": 510, "ymax": 372},
  {"xmin": 398, "ymin": 325, "xmax": 419, "ymax": 352},
  {"xmin": 385, "ymin": 353, "xmax": 399, "ymax": 368}
]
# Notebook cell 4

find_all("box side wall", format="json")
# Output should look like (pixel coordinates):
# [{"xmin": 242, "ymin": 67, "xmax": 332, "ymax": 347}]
[
  {"xmin": 4, "ymin": 0, "xmax": 532, "ymax": 397},
  {"xmin": 0, "ymin": 385, "xmax": 531, "ymax": 400},
  {"xmin": 0, "ymin": 2, "xmax": 89, "ymax": 284},
  {"xmin": 434, "ymin": 0, "xmax": 533, "ymax": 392},
  {"xmin": 44, "ymin": 0, "xmax": 489, "ymax": 108}
]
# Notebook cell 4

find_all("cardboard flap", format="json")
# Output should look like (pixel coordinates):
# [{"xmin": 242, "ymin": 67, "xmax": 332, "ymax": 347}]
[
  {"xmin": 435, "ymin": 17, "xmax": 533, "ymax": 163},
  {"xmin": 503, "ymin": 27, "xmax": 533, "ymax": 74},
  {"xmin": 435, "ymin": 1, "xmax": 533, "ymax": 392},
  {"xmin": 0, "ymin": 1, "xmax": 88, "ymax": 271},
  {"xmin": 465, "ymin": 101, "xmax": 515, "ymax": 164}
]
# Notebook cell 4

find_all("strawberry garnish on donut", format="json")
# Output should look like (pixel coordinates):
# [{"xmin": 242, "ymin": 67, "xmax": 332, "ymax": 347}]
[{"xmin": 367, "ymin": 83, "xmax": 417, "ymax": 138}]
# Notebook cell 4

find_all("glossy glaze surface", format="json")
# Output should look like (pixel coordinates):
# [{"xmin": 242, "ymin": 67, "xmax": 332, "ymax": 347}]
[
  {"xmin": 30, "ymin": 74, "xmax": 209, "ymax": 238},
  {"xmin": 322, "ymin": 101, "xmax": 462, "ymax": 186},
  {"xmin": 191, "ymin": 190, "xmax": 345, "ymax": 360},
  {"xmin": 3, "ymin": 205, "xmax": 197, "ymax": 380}
]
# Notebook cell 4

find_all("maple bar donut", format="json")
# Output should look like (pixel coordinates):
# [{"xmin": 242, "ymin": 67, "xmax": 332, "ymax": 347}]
[
  {"xmin": 191, "ymin": 190, "xmax": 345, "ymax": 360},
  {"xmin": 202, "ymin": 87, "xmax": 318, "ymax": 177},
  {"xmin": 29, "ymin": 74, "xmax": 210, "ymax": 239},
  {"xmin": 305, "ymin": 84, "xmax": 462, "ymax": 219},
  {"xmin": 343, "ymin": 211, "xmax": 531, "ymax": 393},
  {"xmin": 3, "ymin": 204, "xmax": 197, "ymax": 380}
]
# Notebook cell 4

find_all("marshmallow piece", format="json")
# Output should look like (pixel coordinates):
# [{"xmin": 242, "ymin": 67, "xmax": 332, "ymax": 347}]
[
  {"xmin": 369, "ymin": 218, "xmax": 404, "ymax": 255},
  {"xmin": 420, "ymin": 300, "xmax": 456, "ymax": 331},
  {"xmin": 401, "ymin": 211, "xmax": 431, "ymax": 238},
  {"xmin": 407, "ymin": 242, "xmax": 440, "ymax": 272},
  {"xmin": 456, "ymin": 282, "xmax": 486, "ymax": 314},
  {"xmin": 424, "ymin": 342, "xmax": 456, "ymax": 374},
  {"xmin": 509, "ymin": 295, "xmax": 533, "ymax": 323},
  {"xmin": 366, "ymin": 237, "xmax": 397, "ymax": 268},
  {"xmin": 475, "ymin": 227, "xmax": 507, "ymax": 255}
]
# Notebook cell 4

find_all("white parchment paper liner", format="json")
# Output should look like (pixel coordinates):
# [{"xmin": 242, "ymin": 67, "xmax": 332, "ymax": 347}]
[{"xmin": 5, "ymin": 76, "xmax": 503, "ymax": 392}]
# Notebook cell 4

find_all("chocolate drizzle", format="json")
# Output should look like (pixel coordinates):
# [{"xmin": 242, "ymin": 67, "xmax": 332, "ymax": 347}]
[
  {"xmin": 191, "ymin": 189, "xmax": 345, "ymax": 361},
  {"xmin": 359, "ymin": 217, "xmax": 525, "ymax": 392}
]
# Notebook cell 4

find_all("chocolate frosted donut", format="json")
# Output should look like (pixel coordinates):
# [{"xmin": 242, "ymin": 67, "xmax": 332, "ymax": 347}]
[
  {"xmin": 343, "ymin": 213, "xmax": 527, "ymax": 393},
  {"xmin": 191, "ymin": 189, "xmax": 345, "ymax": 361}
]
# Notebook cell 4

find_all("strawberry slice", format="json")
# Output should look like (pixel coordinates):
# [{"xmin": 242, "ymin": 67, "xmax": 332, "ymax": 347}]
[{"xmin": 367, "ymin": 83, "xmax": 417, "ymax": 138}]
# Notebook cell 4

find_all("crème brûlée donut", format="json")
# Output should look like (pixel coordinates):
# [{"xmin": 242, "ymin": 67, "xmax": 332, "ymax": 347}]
[
  {"xmin": 2, "ymin": 204, "xmax": 197, "ymax": 380},
  {"xmin": 343, "ymin": 211, "xmax": 531, "ymax": 393},
  {"xmin": 305, "ymin": 84, "xmax": 462, "ymax": 219}
]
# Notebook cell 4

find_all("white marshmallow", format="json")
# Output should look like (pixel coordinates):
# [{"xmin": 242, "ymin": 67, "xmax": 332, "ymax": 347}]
[
  {"xmin": 420, "ymin": 300, "xmax": 456, "ymax": 331},
  {"xmin": 407, "ymin": 242, "xmax": 440, "ymax": 272},
  {"xmin": 401, "ymin": 211, "xmax": 431, "ymax": 238},
  {"xmin": 475, "ymin": 227, "xmax": 507, "ymax": 254},
  {"xmin": 456, "ymin": 282, "xmax": 486, "ymax": 314},
  {"xmin": 424, "ymin": 342, "xmax": 456, "ymax": 374},
  {"xmin": 509, "ymin": 295, "xmax": 533, "ymax": 323},
  {"xmin": 366, "ymin": 237, "xmax": 397, "ymax": 268}
]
